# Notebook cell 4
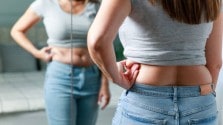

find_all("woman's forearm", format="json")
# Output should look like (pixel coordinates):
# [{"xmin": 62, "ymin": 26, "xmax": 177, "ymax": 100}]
[
  {"xmin": 10, "ymin": 7, "xmax": 41, "ymax": 58},
  {"xmin": 88, "ymin": 39, "xmax": 121, "ymax": 83},
  {"xmin": 10, "ymin": 30, "xmax": 39, "ymax": 57}
]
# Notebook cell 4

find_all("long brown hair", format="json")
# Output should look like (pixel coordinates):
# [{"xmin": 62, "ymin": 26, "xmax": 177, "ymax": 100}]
[{"xmin": 149, "ymin": 0, "xmax": 222, "ymax": 24}]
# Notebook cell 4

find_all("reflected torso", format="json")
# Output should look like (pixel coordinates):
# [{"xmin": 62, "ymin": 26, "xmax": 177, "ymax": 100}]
[
  {"xmin": 50, "ymin": 0, "xmax": 93, "ymax": 67},
  {"xmin": 51, "ymin": 46, "xmax": 94, "ymax": 67}
]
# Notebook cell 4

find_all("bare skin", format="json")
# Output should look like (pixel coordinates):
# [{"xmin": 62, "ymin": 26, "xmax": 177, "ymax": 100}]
[
  {"xmin": 136, "ymin": 65, "xmax": 212, "ymax": 86},
  {"xmin": 11, "ymin": 0, "xmax": 110, "ymax": 109},
  {"xmin": 50, "ymin": 47, "xmax": 94, "ymax": 66}
]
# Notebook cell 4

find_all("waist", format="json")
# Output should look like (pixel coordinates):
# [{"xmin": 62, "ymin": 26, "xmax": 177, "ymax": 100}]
[
  {"xmin": 136, "ymin": 64, "xmax": 212, "ymax": 86},
  {"xmin": 47, "ymin": 39, "xmax": 87, "ymax": 48},
  {"xmin": 50, "ymin": 46, "xmax": 94, "ymax": 66},
  {"xmin": 129, "ymin": 83, "xmax": 215, "ymax": 96}
]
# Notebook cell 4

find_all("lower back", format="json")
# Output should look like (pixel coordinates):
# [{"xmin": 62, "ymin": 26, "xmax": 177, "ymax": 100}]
[{"xmin": 136, "ymin": 64, "xmax": 212, "ymax": 86}]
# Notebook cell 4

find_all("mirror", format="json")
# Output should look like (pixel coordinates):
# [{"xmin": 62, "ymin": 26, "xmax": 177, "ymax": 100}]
[{"xmin": 0, "ymin": 0, "xmax": 124, "ymax": 125}]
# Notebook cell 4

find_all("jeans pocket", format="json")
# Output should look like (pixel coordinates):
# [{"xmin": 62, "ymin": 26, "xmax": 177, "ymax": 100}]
[
  {"xmin": 121, "ymin": 109, "xmax": 167, "ymax": 125},
  {"xmin": 188, "ymin": 114, "xmax": 217, "ymax": 125}
]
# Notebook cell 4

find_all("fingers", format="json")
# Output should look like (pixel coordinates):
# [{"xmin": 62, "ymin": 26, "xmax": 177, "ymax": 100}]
[
  {"xmin": 36, "ymin": 46, "xmax": 53, "ymax": 62},
  {"xmin": 116, "ymin": 60, "xmax": 140, "ymax": 89},
  {"xmin": 129, "ymin": 69, "xmax": 139, "ymax": 84},
  {"xmin": 98, "ymin": 94, "xmax": 110, "ymax": 110},
  {"xmin": 101, "ymin": 97, "xmax": 110, "ymax": 110},
  {"xmin": 120, "ymin": 59, "xmax": 126, "ymax": 67},
  {"xmin": 45, "ymin": 53, "xmax": 53, "ymax": 62},
  {"xmin": 117, "ymin": 61, "xmax": 125, "ymax": 73},
  {"xmin": 123, "ymin": 63, "xmax": 140, "ymax": 81},
  {"xmin": 130, "ymin": 64, "xmax": 140, "ymax": 77},
  {"xmin": 125, "ymin": 59, "xmax": 138, "ymax": 68},
  {"xmin": 43, "ymin": 46, "xmax": 52, "ymax": 54}
]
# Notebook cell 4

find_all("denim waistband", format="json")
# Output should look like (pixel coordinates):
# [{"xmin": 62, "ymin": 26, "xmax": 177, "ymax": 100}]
[{"xmin": 128, "ymin": 83, "xmax": 214, "ymax": 97}]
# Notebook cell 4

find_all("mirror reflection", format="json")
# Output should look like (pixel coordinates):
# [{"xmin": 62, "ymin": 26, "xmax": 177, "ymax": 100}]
[{"xmin": 0, "ymin": 0, "xmax": 124, "ymax": 125}]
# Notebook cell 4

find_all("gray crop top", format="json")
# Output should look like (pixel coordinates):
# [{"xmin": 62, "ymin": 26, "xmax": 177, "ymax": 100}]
[
  {"xmin": 30, "ymin": 0, "xmax": 99, "ymax": 48},
  {"xmin": 119, "ymin": 0, "xmax": 216, "ymax": 66}
]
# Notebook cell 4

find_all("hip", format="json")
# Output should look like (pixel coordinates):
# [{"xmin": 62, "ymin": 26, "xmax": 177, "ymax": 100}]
[
  {"xmin": 44, "ymin": 61, "xmax": 101, "ymax": 95},
  {"xmin": 50, "ymin": 46, "xmax": 94, "ymax": 66},
  {"xmin": 112, "ymin": 83, "xmax": 217, "ymax": 125}
]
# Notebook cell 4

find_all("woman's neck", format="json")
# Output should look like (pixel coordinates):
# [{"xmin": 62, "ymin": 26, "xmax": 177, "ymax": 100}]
[{"xmin": 58, "ymin": 0, "xmax": 87, "ymax": 14}]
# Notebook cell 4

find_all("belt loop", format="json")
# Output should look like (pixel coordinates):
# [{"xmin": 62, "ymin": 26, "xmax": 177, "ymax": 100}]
[
  {"xmin": 126, "ymin": 84, "xmax": 135, "ymax": 96},
  {"xmin": 125, "ymin": 89, "xmax": 129, "ymax": 96}
]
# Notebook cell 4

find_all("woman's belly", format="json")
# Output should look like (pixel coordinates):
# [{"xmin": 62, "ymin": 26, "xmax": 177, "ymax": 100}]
[
  {"xmin": 50, "ymin": 46, "xmax": 94, "ymax": 67},
  {"xmin": 136, "ymin": 64, "xmax": 212, "ymax": 86}
]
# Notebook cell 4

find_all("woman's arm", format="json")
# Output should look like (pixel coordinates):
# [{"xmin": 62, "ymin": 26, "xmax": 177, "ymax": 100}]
[
  {"xmin": 87, "ymin": 0, "xmax": 138, "ymax": 89},
  {"xmin": 11, "ymin": 7, "xmax": 53, "ymax": 62},
  {"xmin": 205, "ymin": 12, "xmax": 223, "ymax": 89}
]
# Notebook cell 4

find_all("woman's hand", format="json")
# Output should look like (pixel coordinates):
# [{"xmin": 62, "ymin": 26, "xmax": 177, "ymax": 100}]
[
  {"xmin": 98, "ymin": 86, "xmax": 110, "ymax": 110},
  {"xmin": 35, "ymin": 46, "xmax": 54, "ymax": 62},
  {"xmin": 98, "ymin": 75, "xmax": 111, "ymax": 110},
  {"xmin": 116, "ymin": 60, "xmax": 140, "ymax": 89}
]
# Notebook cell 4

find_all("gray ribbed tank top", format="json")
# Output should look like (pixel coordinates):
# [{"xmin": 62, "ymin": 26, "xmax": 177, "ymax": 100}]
[
  {"xmin": 119, "ymin": 0, "xmax": 213, "ymax": 65},
  {"xmin": 30, "ymin": 0, "xmax": 99, "ymax": 48}
]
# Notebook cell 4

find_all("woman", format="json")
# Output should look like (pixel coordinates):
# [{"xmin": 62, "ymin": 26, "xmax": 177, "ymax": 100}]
[
  {"xmin": 11, "ymin": 0, "xmax": 110, "ymax": 125},
  {"xmin": 88, "ymin": 0, "xmax": 223, "ymax": 125}
]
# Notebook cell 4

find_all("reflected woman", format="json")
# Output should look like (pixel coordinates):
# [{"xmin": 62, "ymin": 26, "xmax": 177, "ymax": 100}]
[{"xmin": 11, "ymin": 0, "xmax": 110, "ymax": 125}]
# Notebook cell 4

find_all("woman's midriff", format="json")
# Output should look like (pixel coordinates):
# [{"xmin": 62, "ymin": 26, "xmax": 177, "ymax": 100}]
[
  {"xmin": 50, "ymin": 46, "xmax": 94, "ymax": 67},
  {"xmin": 136, "ymin": 64, "xmax": 212, "ymax": 86}
]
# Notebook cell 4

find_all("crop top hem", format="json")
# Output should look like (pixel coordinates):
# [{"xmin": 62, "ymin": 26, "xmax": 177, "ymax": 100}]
[
  {"xmin": 48, "ymin": 43, "xmax": 87, "ymax": 48},
  {"xmin": 126, "ymin": 57, "xmax": 206, "ymax": 66}
]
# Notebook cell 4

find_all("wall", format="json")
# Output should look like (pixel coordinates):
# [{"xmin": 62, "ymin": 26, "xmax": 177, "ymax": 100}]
[{"xmin": 0, "ymin": 0, "xmax": 47, "ymax": 72}]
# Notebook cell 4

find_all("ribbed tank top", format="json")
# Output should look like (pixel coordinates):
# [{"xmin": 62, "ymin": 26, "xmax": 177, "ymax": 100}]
[
  {"xmin": 119, "ymin": 0, "xmax": 213, "ymax": 65},
  {"xmin": 30, "ymin": 0, "xmax": 99, "ymax": 48}
]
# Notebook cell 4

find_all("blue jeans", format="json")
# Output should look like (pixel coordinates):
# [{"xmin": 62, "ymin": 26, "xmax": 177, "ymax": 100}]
[
  {"xmin": 44, "ymin": 61, "xmax": 101, "ymax": 125},
  {"xmin": 112, "ymin": 83, "xmax": 217, "ymax": 125}
]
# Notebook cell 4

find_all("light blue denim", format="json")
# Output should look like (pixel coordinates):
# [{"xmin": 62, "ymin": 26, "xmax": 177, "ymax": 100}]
[
  {"xmin": 44, "ymin": 61, "xmax": 101, "ymax": 125},
  {"xmin": 112, "ymin": 83, "xmax": 217, "ymax": 125}
]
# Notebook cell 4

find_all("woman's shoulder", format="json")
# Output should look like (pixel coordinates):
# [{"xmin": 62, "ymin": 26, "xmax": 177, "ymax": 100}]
[
  {"xmin": 30, "ymin": 0, "xmax": 56, "ymax": 17},
  {"xmin": 31, "ymin": 0, "xmax": 56, "ymax": 7},
  {"xmin": 83, "ymin": 1, "xmax": 100, "ymax": 18},
  {"xmin": 86, "ymin": 1, "xmax": 100, "ymax": 11}
]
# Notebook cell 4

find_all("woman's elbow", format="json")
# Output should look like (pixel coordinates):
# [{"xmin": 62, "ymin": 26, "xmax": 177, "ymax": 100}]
[
  {"xmin": 10, "ymin": 26, "xmax": 21, "ymax": 39},
  {"xmin": 87, "ymin": 32, "xmax": 104, "ymax": 53},
  {"xmin": 10, "ymin": 27, "xmax": 16, "ymax": 38},
  {"xmin": 207, "ymin": 60, "xmax": 222, "ymax": 72},
  {"xmin": 215, "ymin": 62, "xmax": 222, "ymax": 72},
  {"xmin": 217, "ymin": 61, "xmax": 222, "ymax": 71},
  {"xmin": 87, "ymin": 34, "xmax": 97, "ymax": 52}
]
